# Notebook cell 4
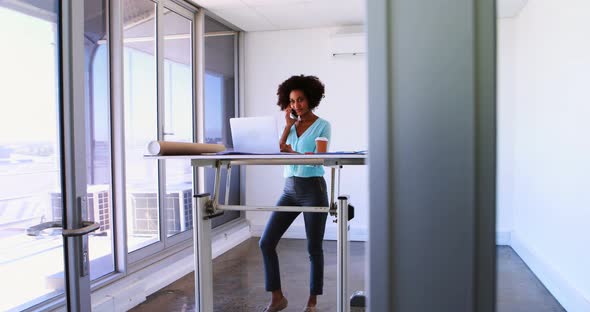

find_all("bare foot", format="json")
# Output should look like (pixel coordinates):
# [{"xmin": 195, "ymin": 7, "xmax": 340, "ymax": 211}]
[{"xmin": 306, "ymin": 295, "xmax": 317, "ymax": 307}]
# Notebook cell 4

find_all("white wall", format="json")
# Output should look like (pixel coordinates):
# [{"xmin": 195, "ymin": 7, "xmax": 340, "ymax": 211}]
[
  {"xmin": 242, "ymin": 27, "xmax": 369, "ymax": 241},
  {"xmin": 496, "ymin": 18, "xmax": 516, "ymax": 245},
  {"xmin": 499, "ymin": 1, "xmax": 590, "ymax": 310}
]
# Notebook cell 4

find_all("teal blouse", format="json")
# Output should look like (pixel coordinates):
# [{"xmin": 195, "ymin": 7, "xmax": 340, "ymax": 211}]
[{"xmin": 284, "ymin": 117, "xmax": 331, "ymax": 177}]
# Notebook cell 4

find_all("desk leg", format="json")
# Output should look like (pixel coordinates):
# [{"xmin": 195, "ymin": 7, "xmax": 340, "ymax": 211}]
[
  {"xmin": 194, "ymin": 193, "xmax": 213, "ymax": 312},
  {"xmin": 337, "ymin": 195, "xmax": 350, "ymax": 312}
]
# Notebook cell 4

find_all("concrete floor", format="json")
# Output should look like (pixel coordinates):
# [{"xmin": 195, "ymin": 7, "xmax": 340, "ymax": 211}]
[
  {"xmin": 496, "ymin": 247, "xmax": 565, "ymax": 312},
  {"xmin": 130, "ymin": 238, "xmax": 564, "ymax": 312}
]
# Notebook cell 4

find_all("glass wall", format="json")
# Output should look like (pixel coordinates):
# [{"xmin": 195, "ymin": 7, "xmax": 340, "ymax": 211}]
[
  {"xmin": 0, "ymin": 1, "xmax": 242, "ymax": 308},
  {"xmin": 204, "ymin": 16, "xmax": 240, "ymax": 227},
  {"xmin": 84, "ymin": 0, "xmax": 115, "ymax": 281},
  {"xmin": 0, "ymin": 1, "xmax": 119, "ymax": 308},
  {"xmin": 0, "ymin": 1, "xmax": 64, "ymax": 310},
  {"xmin": 162, "ymin": 7, "xmax": 194, "ymax": 238},
  {"xmin": 123, "ymin": 0, "xmax": 160, "ymax": 252},
  {"xmin": 122, "ymin": 0, "xmax": 198, "ymax": 252}
]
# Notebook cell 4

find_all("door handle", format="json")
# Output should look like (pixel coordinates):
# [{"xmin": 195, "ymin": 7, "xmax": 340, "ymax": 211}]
[
  {"xmin": 26, "ymin": 221, "xmax": 62, "ymax": 236},
  {"xmin": 26, "ymin": 221, "xmax": 100, "ymax": 237},
  {"xmin": 62, "ymin": 221, "xmax": 100, "ymax": 237}
]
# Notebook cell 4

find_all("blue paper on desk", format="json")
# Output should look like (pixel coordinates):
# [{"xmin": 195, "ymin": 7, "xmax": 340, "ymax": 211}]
[
  {"xmin": 327, "ymin": 150, "xmax": 367, "ymax": 155},
  {"xmin": 216, "ymin": 150, "xmax": 366, "ymax": 155},
  {"xmin": 215, "ymin": 150, "xmax": 288, "ymax": 155}
]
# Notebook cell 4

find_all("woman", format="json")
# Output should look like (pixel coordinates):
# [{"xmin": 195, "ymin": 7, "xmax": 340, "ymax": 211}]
[{"xmin": 259, "ymin": 75, "xmax": 331, "ymax": 312}]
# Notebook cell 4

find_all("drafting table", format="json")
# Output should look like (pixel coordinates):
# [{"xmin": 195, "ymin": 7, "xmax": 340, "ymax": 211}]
[{"xmin": 148, "ymin": 153, "xmax": 366, "ymax": 312}]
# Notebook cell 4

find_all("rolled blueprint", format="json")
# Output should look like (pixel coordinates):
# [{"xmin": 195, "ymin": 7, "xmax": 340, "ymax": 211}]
[{"xmin": 147, "ymin": 141, "xmax": 225, "ymax": 156}]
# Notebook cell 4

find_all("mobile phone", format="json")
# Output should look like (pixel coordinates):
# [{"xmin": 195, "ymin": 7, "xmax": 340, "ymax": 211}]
[{"xmin": 290, "ymin": 110, "xmax": 298, "ymax": 120}]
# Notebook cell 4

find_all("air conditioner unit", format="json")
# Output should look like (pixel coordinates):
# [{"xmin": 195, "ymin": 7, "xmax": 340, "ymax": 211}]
[
  {"xmin": 50, "ymin": 184, "xmax": 111, "ymax": 234},
  {"xmin": 164, "ymin": 188, "xmax": 193, "ymax": 234},
  {"xmin": 329, "ymin": 26, "xmax": 366, "ymax": 56},
  {"xmin": 129, "ymin": 187, "xmax": 193, "ymax": 236}
]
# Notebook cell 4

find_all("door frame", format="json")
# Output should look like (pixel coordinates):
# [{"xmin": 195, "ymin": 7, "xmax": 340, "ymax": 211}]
[{"xmin": 59, "ymin": 0, "xmax": 92, "ymax": 310}]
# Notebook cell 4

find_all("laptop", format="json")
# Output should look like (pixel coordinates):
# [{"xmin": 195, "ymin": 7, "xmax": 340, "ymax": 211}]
[{"xmin": 229, "ymin": 116, "xmax": 280, "ymax": 154}]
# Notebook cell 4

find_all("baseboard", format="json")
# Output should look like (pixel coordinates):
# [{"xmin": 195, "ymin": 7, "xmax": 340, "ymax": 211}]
[
  {"xmin": 92, "ymin": 249, "xmax": 194, "ymax": 312},
  {"xmin": 496, "ymin": 230, "xmax": 512, "ymax": 246},
  {"xmin": 92, "ymin": 220, "xmax": 252, "ymax": 312},
  {"xmin": 250, "ymin": 224, "xmax": 367, "ymax": 241},
  {"xmin": 511, "ymin": 234, "xmax": 590, "ymax": 312}
]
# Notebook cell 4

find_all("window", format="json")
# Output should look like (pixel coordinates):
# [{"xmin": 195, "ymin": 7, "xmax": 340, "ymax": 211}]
[
  {"xmin": 85, "ymin": 0, "xmax": 115, "ymax": 280},
  {"xmin": 0, "ymin": 1, "xmax": 242, "ymax": 309},
  {"xmin": 204, "ymin": 16, "xmax": 240, "ymax": 227},
  {"xmin": 0, "ymin": 2, "xmax": 64, "ymax": 310},
  {"xmin": 123, "ymin": 0, "xmax": 197, "ymax": 257},
  {"xmin": 123, "ymin": 0, "xmax": 159, "ymax": 252},
  {"xmin": 162, "ymin": 8, "xmax": 194, "ymax": 238}
]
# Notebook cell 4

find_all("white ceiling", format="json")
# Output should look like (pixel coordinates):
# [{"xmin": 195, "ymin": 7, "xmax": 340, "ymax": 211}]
[
  {"xmin": 189, "ymin": 0, "xmax": 528, "ymax": 32},
  {"xmin": 497, "ymin": 0, "xmax": 528, "ymax": 18},
  {"xmin": 189, "ymin": 0, "xmax": 366, "ymax": 32}
]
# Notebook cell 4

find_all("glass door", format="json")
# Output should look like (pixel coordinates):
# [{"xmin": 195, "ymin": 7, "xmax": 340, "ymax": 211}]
[
  {"xmin": 83, "ymin": 0, "xmax": 115, "ymax": 282},
  {"xmin": 0, "ymin": 1, "xmax": 100, "ymax": 311},
  {"xmin": 0, "ymin": 2, "xmax": 65, "ymax": 310},
  {"xmin": 59, "ymin": 1, "xmax": 99, "ymax": 310}
]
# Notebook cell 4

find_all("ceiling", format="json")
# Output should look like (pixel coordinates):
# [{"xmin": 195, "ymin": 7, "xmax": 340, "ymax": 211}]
[
  {"xmin": 497, "ymin": 0, "xmax": 528, "ymax": 18},
  {"xmin": 190, "ymin": 0, "xmax": 528, "ymax": 32},
  {"xmin": 189, "ymin": 0, "xmax": 366, "ymax": 32}
]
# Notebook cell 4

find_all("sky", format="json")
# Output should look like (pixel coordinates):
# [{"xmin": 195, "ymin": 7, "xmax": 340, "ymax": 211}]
[
  {"xmin": 0, "ymin": 7, "xmax": 59, "ymax": 144},
  {"xmin": 0, "ymin": 6, "xmax": 224, "ymax": 148}
]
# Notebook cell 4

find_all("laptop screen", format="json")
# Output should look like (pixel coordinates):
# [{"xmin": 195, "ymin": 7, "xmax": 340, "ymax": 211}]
[{"xmin": 229, "ymin": 116, "xmax": 280, "ymax": 154}]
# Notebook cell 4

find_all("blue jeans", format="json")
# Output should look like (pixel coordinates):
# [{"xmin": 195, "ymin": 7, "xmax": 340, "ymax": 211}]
[{"xmin": 259, "ymin": 176, "xmax": 329, "ymax": 295}]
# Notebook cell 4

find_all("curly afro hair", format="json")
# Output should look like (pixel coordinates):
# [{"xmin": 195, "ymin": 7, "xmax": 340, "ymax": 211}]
[{"xmin": 276, "ymin": 75, "xmax": 325, "ymax": 111}]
